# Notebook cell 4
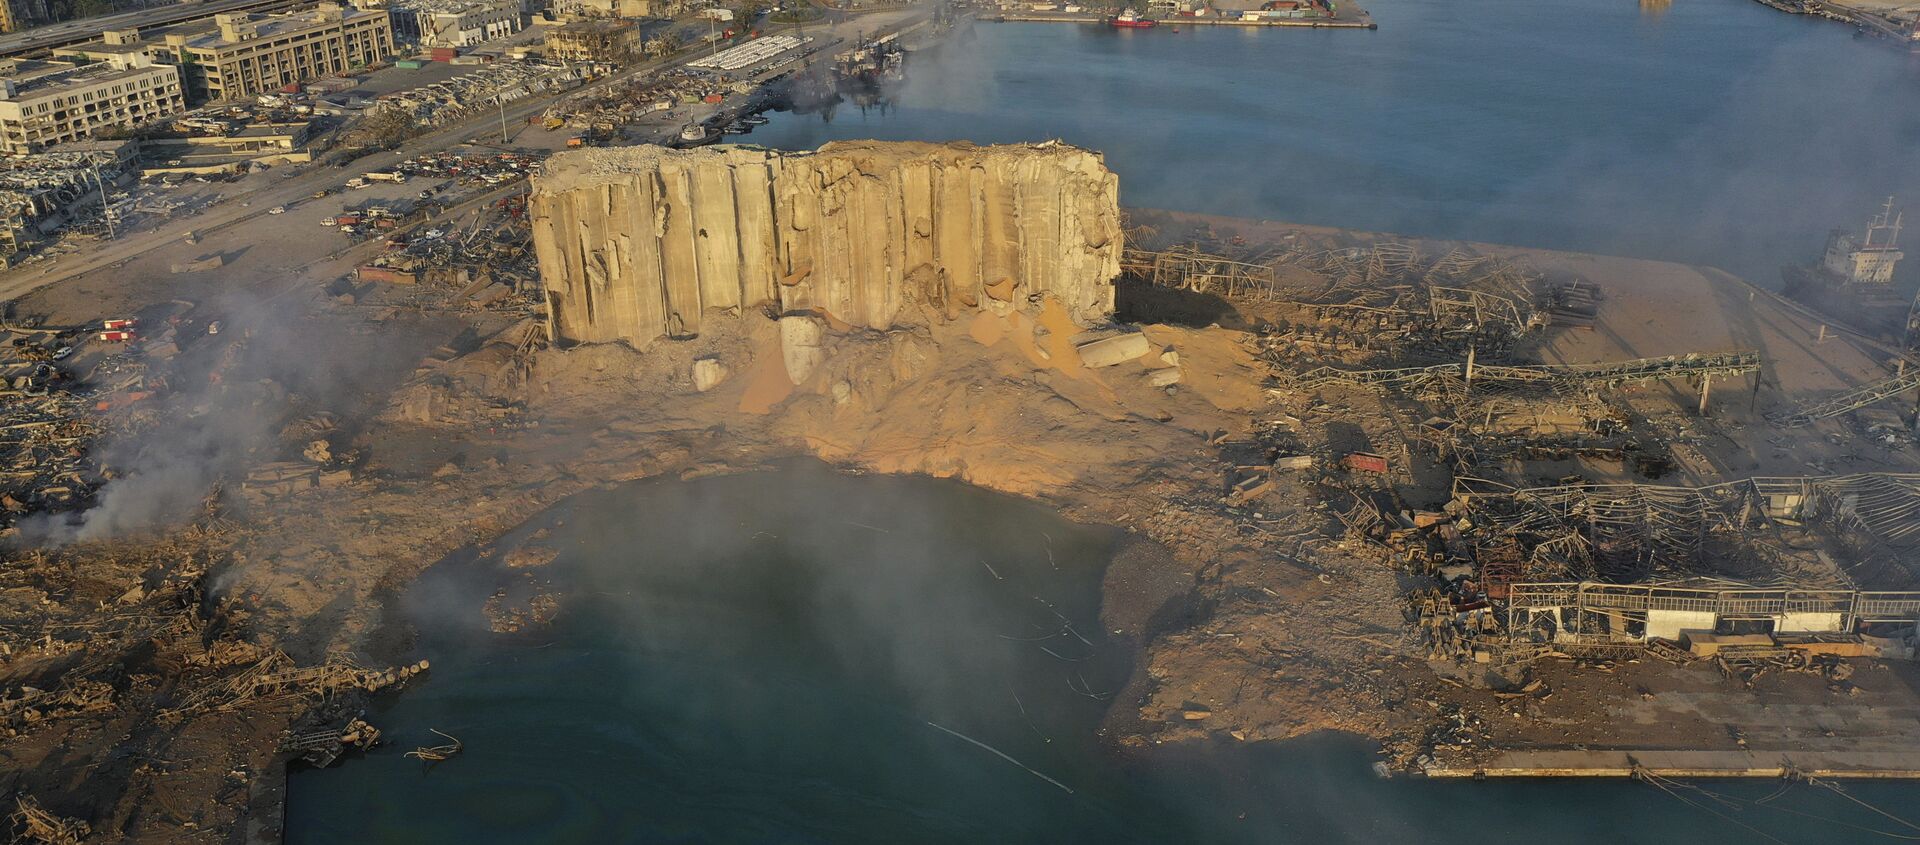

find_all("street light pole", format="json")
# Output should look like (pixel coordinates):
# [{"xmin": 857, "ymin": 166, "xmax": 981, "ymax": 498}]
[{"xmin": 88, "ymin": 156, "xmax": 115, "ymax": 241}]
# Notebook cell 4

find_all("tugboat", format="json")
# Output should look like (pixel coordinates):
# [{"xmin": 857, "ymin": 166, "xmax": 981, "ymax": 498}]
[
  {"xmin": 1108, "ymin": 9, "xmax": 1157, "ymax": 27},
  {"xmin": 1781, "ymin": 197, "xmax": 1908, "ymax": 342}
]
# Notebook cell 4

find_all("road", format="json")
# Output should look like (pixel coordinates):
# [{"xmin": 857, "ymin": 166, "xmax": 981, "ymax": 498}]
[{"xmin": 0, "ymin": 4, "xmax": 930, "ymax": 305}]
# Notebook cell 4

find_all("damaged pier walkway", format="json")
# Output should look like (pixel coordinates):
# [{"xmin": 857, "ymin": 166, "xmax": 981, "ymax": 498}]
[{"xmin": 1424, "ymin": 750, "xmax": 1920, "ymax": 779}]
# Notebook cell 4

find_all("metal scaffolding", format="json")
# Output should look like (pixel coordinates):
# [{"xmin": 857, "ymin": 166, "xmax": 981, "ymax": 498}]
[{"xmin": 1777, "ymin": 367, "xmax": 1920, "ymax": 427}]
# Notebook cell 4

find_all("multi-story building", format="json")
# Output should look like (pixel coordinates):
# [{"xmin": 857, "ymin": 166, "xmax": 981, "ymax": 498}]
[
  {"xmin": 133, "ymin": 3, "xmax": 394, "ymax": 103},
  {"xmin": 0, "ymin": 0, "xmax": 57, "ymax": 35},
  {"xmin": 0, "ymin": 54, "xmax": 184, "ymax": 153},
  {"xmin": 385, "ymin": 0, "xmax": 524, "ymax": 47},
  {"xmin": 543, "ymin": 18, "xmax": 636, "ymax": 61},
  {"xmin": 550, "ymin": 0, "xmax": 657, "ymax": 19}
]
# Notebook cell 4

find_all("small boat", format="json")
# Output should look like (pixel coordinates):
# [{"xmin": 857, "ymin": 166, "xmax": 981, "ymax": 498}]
[
  {"xmin": 724, "ymin": 121, "xmax": 752, "ymax": 135},
  {"xmin": 741, "ymin": 114, "xmax": 769, "ymax": 125},
  {"xmin": 1109, "ymin": 9, "xmax": 1157, "ymax": 27}
]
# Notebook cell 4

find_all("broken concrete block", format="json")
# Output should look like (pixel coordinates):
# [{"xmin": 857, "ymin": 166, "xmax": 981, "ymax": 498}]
[
  {"xmin": 692, "ymin": 357, "xmax": 728, "ymax": 392},
  {"xmin": 1077, "ymin": 332, "xmax": 1151, "ymax": 368},
  {"xmin": 1273, "ymin": 455, "xmax": 1314, "ymax": 471},
  {"xmin": 1160, "ymin": 348, "xmax": 1179, "ymax": 367},
  {"xmin": 779, "ymin": 315, "xmax": 825, "ymax": 385},
  {"xmin": 1145, "ymin": 367, "xmax": 1182, "ymax": 387}
]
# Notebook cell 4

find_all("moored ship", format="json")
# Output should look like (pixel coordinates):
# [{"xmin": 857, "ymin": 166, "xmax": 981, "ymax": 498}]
[
  {"xmin": 1109, "ymin": 9, "xmax": 1157, "ymax": 27},
  {"xmin": 1781, "ymin": 197, "xmax": 1909, "ymax": 342}
]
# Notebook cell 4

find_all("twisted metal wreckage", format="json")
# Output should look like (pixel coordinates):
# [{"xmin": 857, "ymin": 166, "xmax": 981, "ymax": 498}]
[{"xmin": 1123, "ymin": 235, "xmax": 1920, "ymax": 668}]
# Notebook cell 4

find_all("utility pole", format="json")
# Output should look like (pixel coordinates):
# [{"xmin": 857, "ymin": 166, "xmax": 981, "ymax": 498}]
[{"xmin": 88, "ymin": 156, "xmax": 115, "ymax": 241}]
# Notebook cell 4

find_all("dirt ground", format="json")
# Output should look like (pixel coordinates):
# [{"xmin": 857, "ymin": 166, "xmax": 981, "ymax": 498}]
[{"xmin": 5, "ymin": 203, "xmax": 1920, "ymax": 842}]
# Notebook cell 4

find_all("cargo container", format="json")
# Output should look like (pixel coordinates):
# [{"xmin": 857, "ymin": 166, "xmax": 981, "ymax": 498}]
[
  {"xmin": 395, "ymin": 59, "xmax": 424, "ymax": 69},
  {"xmin": 357, "ymin": 265, "xmax": 418, "ymax": 285},
  {"xmin": 97, "ymin": 330, "xmax": 135, "ymax": 342},
  {"xmin": 1340, "ymin": 452, "xmax": 1389, "ymax": 474},
  {"xmin": 102, "ymin": 318, "xmax": 138, "ymax": 330}
]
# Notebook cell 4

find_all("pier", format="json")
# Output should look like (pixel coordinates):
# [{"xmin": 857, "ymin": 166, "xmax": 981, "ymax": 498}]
[
  {"xmin": 1745, "ymin": 0, "xmax": 1918, "ymax": 50},
  {"xmin": 1423, "ymin": 751, "xmax": 1920, "ymax": 779},
  {"xmin": 988, "ymin": 11, "xmax": 1375, "ymax": 29}
]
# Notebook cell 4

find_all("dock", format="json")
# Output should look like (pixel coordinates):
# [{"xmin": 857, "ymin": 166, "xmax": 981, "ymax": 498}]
[
  {"xmin": 988, "ymin": 13, "xmax": 1376, "ymax": 29},
  {"xmin": 1423, "ymin": 750, "xmax": 1920, "ymax": 779},
  {"xmin": 1745, "ymin": 0, "xmax": 1919, "ymax": 50}
]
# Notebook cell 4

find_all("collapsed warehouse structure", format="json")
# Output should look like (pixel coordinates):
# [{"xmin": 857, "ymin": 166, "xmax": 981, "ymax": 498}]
[
  {"xmin": 0, "ymin": 141, "xmax": 136, "ymax": 260},
  {"xmin": 1469, "ymin": 474, "xmax": 1920, "ymax": 643},
  {"xmin": 1123, "ymin": 233, "xmax": 1920, "ymax": 671}
]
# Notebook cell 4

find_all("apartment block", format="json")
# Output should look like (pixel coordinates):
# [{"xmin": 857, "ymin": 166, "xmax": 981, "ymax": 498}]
[
  {"xmin": 386, "ymin": 0, "xmax": 524, "ymax": 47},
  {"xmin": 147, "ymin": 3, "xmax": 394, "ymax": 103},
  {"xmin": 0, "ymin": 54, "xmax": 184, "ymax": 153},
  {"xmin": 543, "ymin": 18, "xmax": 636, "ymax": 62}
]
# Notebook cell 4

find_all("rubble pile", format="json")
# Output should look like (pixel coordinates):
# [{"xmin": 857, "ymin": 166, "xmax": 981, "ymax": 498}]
[
  {"xmin": 376, "ymin": 60, "xmax": 583, "ymax": 127},
  {"xmin": 541, "ymin": 68, "xmax": 751, "ymax": 131},
  {"xmin": 0, "ymin": 325, "xmax": 105, "ymax": 525},
  {"xmin": 352, "ymin": 191, "xmax": 542, "ymax": 315},
  {"xmin": 1123, "ymin": 223, "xmax": 1920, "ymax": 694},
  {"xmin": 0, "ymin": 147, "xmax": 135, "ymax": 259}
]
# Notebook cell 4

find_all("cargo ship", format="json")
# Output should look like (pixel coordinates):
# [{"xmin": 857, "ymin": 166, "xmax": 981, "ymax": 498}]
[
  {"xmin": 1109, "ymin": 9, "xmax": 1157, "ymax": 26},
  {"xmin": 832, "ymin": 35, "xmax": 906, "ymax": 107},
  {"xmin": 1781, "ymin": 197, "xmax": 1908, "ymax": 342}
]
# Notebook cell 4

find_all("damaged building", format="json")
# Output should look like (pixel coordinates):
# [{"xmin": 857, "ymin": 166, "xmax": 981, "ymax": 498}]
[
  {"xmin": 0, "ymin": 139, "xmax": 136, "ymax": 259},
  {"xmin": 529, "ymin": 141, "xmax": 1123, "ymax": 346}
]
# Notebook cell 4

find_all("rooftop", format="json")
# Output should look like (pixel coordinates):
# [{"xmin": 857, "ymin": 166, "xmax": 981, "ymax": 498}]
[
  {"xmin": 169, "ymin": 4, "xmax": 384, "ymax": 52},
  {"xmin": 0, "ymin": 57, "xmax": 171, "ymax": 102}
]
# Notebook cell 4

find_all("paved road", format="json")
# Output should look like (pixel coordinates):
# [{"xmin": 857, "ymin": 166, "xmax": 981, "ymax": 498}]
[{"xmin": 0, "ymin": 5, "xmax": 928, "ymax": 305}]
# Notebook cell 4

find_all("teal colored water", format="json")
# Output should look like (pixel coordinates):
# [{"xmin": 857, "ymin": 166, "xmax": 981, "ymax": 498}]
[
  {"xmin": 754, "ymin": 0, "xmax": 1920, "ymax": 285},
  {"xmin": 289, "ymin": 466, "xmax": 1920, "ymax": 843}
]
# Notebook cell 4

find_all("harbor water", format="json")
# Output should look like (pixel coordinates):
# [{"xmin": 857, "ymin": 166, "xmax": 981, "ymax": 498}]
[
  {"xmin": 753, "ymin": 0, "xmax": 1920, "ymax": 285},
  {"xmin": 289, "ymin": 466, "xmax": 1920, "ymax": 843}
]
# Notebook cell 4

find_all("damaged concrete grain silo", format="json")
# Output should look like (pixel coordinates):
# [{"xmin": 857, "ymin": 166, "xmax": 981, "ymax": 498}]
[{"xmin": 529, "ymin": 140, "xmax": 1123, "ymax": 345}]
